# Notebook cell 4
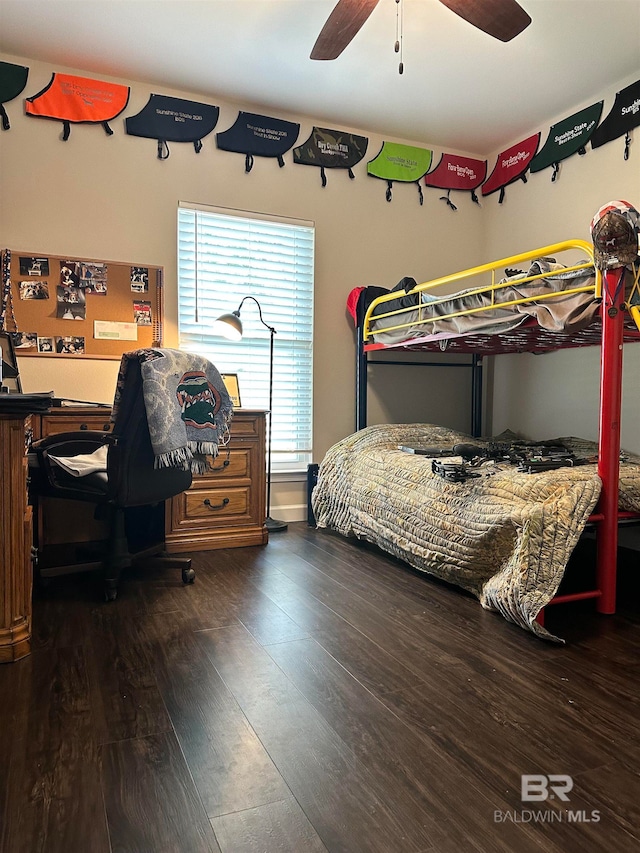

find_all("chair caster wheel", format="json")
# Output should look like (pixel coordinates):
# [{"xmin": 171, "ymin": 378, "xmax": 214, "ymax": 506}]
[
  {"xmin": 182, "ymin": 568, "xmax": 196, "ymax": 584},
  {"xmin": 104, "ymin": 583, "xmax": 118, "ymax": 601}
]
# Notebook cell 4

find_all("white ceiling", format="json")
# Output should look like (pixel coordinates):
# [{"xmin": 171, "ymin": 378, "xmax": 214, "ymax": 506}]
[{"xmin": 1, "ymin": 0, "xmax": 639, "ymax": 155}]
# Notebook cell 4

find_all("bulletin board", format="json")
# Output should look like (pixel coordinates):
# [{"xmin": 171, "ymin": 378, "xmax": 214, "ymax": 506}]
[{"xmin": 0, "ymin": 248, "xmax": 164, "ymax": 359}]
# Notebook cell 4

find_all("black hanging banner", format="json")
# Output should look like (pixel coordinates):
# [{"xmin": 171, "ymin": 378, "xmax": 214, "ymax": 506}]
[
  {"xmin": 481, "ymin": 133, "xmax": 540, "ymax": 203},
  {"xmin": 216, "ymin": 111, "xmax": 300, "ymax": 172},
  {"xmin": 25, "ymin": 73, "xmax": 130, "ymax": 139},
  {"xmin": 126, "ymin": 94, "xmax": 220, "ymax": 159},
  {"xmin": 529, "ymin": 102, "xmax": 603, "ymax": 181},
  {"xmin": 293, "ymin": 126, "xmax": 368, "ymax": 186},
  {"xmin": 591, "ymin": 79, "xmax": 640, "ymax": 160},
  {"xmin": 0, "ymin": 61, "xmax": 28, "ymax": 131}
]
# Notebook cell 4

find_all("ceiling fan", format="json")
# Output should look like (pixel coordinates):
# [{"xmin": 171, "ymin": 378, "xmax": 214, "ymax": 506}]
[{"xmin": 310, "ymin": 0, "xmax": 532, "ymax": 60}]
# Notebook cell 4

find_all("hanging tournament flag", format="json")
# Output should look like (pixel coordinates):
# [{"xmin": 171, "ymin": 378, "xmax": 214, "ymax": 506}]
[
  {"xmin": 0, "ymin": 61, "xmax": 28, "ymax": 130},
  {"xmin": 25, "ymin": 73, "xmax": 130, "ymax": 140},
  {"xmin": 293, "ymin": 126, "xmax": 368, "ymax": 186},
  {"xmin": 126, "ymin": 94, "xmax": 219, "ymax": 159},
  {"xmin": 367, "ymin": 142, "xmax": 433, "ymax": 204},
  {"xmin": 529, "ymin": 102, "xmax": 603, "ymax": 182},
  {"xmin": 481, "ymin": 133, "xmax": 540, "ymax": 204},
  {"xmin": 590, "ymin": 79, "xmax": 640, "ymax": 160},
  {"xmin": 216, "ymin": 111, "xmax": 299, "ymax": 172},
  {"xmin": 424, "ymin": 153, "xmax": 487, "ymax": 209}
]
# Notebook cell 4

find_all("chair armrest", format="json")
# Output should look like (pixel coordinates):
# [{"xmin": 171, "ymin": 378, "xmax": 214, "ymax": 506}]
[
  {"xmin": 29, "ymin": 432, "xmax": 117, "ymax": 498},
  {"xmin": 31, "ymin": 430, "xmax": 118, "ymax": 453}
]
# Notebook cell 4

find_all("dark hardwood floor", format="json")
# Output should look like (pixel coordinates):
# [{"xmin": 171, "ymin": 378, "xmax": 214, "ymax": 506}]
[{"xmin": 1, "ymin": 523, "xmax": 639, "ymax": 853}]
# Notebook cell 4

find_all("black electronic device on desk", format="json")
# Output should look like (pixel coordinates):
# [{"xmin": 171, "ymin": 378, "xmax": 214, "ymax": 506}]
[
  {"xmin": 0, "ymin": 391, "xmax": 54, "ymax": 412},
  {"xmin": 1, "ymin": 331, "xmax": 54, "ymax": 410},
  {"xmin": 0, "ymin": 330, "xmax": 22, "ymax": 394}
]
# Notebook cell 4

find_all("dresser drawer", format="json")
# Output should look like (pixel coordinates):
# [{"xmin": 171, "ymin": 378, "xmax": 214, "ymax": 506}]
[
  {"xmin": 196, "ymin": 447, "xmax": 250, "ymax": 481},
  {"xmin": 184, "ymin": 487, "xmax": 250, "ymax": 522}
]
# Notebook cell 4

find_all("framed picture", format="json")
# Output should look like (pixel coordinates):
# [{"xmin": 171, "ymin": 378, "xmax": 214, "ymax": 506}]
[
  {"xmin": 0, "ymin": 331, "xmax": 22, "ymax": 392},
  {"xmin": 221, "ymin": 373, "xmax": 241, "ymax": 407}
]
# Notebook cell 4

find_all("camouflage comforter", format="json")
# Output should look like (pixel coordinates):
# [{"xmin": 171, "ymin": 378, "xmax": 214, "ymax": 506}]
[{"xmin": 311, "ymin": 423, "xmax": 640, "ymax": 641}]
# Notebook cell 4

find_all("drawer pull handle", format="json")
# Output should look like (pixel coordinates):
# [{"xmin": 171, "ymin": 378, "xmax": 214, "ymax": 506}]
[
  {"xmin": 207, "ymin": 448, "xmax": 231, "ymax": 472},
  {"xmin": 80, "ymin": 423, "xmax": 88, "ymax": 430},
  {"xmin": 203, "ymin": 497, "xmax": 230, "ymax": 511},
  {"xmin": 103, "ymin": 423, "xmax": 111, "ymax": 431}
]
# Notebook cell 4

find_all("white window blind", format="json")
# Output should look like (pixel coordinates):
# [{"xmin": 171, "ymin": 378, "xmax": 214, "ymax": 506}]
[{"xmin": 177, "ymin": 203, "xmax": 314, "ymax": 471}]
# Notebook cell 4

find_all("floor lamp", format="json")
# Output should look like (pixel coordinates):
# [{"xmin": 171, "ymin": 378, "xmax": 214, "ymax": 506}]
[{"xmin": 213, "ymin": 296, "xmax": 288, "ymax": 532}]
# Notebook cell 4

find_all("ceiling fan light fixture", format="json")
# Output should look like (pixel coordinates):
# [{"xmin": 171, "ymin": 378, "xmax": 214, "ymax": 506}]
[{"xmin": 310, "ymin": 0, "xmax": 532, "ymax": 62}]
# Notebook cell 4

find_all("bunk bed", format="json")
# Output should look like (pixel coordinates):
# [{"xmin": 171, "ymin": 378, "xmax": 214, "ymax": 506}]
[{"xmin": 312, "ymin": 239, "xmax": 640, "ymax": 640}]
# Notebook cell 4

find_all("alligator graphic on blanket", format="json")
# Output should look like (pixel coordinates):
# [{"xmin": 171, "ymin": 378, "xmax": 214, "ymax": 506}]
[{"xmin": 176, "ymin": 370, "xmax": 222, "ymax": 429}]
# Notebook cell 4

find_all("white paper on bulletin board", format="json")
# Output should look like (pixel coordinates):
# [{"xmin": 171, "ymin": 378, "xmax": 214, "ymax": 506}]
[{"xmin": 94, "ymin": 320, "xmax": 139, "ymax": 341}]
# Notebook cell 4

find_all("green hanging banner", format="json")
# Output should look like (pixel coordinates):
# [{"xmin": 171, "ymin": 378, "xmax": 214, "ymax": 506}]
[
  {"xmin": 0, "ymin": 61, "xmax": 29, "ymax": 130},
  {"xmin": 367, "ymin": 141, "xmax": 433, "ymax": 204},
  {"xmin": 529, "ymin": 102, "xmax": 603, "ymax": 181}
]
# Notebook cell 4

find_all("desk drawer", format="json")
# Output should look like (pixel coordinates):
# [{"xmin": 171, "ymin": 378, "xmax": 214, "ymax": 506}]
[{"xmin": 40, "ymin": 413, "xmax": 112, "ymax": 437}]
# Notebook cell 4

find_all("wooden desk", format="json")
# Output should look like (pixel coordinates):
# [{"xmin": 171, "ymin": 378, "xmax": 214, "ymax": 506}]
[
  {"xmin": 1, "ymin": 405, "xmax": 267, "ymax": 662},
  {"xmin": 34, "ymin": 406, "xmax": 268, "ymax": 569},
  {"xmin": 0, "ymin": 413, "xmax": 34, "ymax": 662}
]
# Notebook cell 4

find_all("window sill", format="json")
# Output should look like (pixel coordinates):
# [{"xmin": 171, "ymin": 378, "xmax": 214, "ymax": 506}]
[{"xmin": 271, "ymin": 469, "xmax": 307, "ymax": 483}]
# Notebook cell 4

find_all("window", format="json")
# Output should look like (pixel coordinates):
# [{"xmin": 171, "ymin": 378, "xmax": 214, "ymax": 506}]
[{"xmin": 177, "ymin": 202, "xmax": 314, "ymax": 471}]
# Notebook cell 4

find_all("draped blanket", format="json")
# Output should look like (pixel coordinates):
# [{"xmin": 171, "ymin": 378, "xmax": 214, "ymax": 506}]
[
  {"xmin": 113, "ymin": 348, "xmax": 232, "ymax": 474},
  {"xmin": 369, "ymin": 259, "xmax": 597, "ymax": 346},
  {"xmin": 311, "ymin": 424, "xmax": 640, "ymax": 642}
]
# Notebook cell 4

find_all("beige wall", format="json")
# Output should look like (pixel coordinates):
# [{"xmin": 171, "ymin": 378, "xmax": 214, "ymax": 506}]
[
  {"xmin": 0, "ymin": 52, "xmax": 486, "ymax": 519},
  {"xmin": 2, "ymin": 56, "xmax": 639, "ymax": 519}
]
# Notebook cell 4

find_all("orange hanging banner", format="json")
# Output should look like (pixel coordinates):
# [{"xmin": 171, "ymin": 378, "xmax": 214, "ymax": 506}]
[{"xmin": 25, "ymin": 73, "xmax": 130, "ymax": 139}]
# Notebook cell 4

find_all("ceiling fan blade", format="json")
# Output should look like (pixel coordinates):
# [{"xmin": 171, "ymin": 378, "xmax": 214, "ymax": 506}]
[
  {"xmin": 311, "ymin": 0, "xmax": 381, "ymax": 60},
  {"xmin": 438, "ymin": 0, "xmax": 531, "ymax": 42}
]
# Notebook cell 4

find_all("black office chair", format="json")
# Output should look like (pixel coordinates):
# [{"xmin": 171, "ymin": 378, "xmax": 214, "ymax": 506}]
[{"xmin": 30, "ymin": 353, "xmax": 195, "ymax": 600}]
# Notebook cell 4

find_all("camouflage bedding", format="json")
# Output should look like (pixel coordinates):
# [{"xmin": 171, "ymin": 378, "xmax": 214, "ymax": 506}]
[{"xmin": 311, "ymin": 424, "xmax": 640, "ymax": 642}]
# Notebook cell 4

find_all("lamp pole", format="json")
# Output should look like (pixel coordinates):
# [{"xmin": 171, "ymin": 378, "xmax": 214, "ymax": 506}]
[{"xmin": 216, "ymin": 296, "xmax": 287, "ymax": 532}]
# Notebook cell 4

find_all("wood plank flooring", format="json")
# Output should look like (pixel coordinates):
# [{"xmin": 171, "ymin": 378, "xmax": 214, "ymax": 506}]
[{"xmin": 1, "ymin": 523, "xmax": 639, "ymax": 852}]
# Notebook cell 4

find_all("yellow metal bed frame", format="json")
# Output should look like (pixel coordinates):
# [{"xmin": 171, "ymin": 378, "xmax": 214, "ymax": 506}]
[{"xmin": 362, "ymin": 239, "xmax": 599, "ymax": 343}]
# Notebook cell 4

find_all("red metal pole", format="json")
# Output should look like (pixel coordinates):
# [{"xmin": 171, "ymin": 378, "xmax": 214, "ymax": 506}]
[{"xmin": 596, "ymin": 268, "xmax": 626, "ymax": 614}]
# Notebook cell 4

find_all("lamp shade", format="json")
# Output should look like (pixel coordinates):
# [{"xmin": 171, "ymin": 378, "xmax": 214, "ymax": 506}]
[{"xmin": 213, "ymin": 311, "xmax": 243, "ymax": 341}]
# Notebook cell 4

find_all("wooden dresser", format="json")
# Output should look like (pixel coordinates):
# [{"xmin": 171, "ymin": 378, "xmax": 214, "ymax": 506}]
[
  {"xmin": 0, "ymin": 413, "xmax": 34, "ymax": 662},
  {"xmin": 165, "ymin": 409, "xmax": 269, "ymax": 552}
]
